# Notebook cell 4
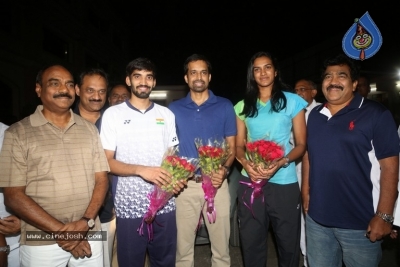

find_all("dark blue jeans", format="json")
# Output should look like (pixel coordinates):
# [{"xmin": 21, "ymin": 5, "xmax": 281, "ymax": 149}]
[{"xmin": 306, "ymin": 214, "xmax": 382, "ymax": 267}]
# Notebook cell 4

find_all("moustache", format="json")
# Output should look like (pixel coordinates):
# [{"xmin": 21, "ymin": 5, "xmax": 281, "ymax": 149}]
[
  {"xmin": 136, "ymin": 85, "xmax": 151, "ymax": 90},
  {"xmin": 53, "ymin": 93, "xmax": 73, "ymax": 99},
  {"xmin": 193, "ymin": 79, "xmax": 205, "ymax": 84},
  {"xmin": 327, "ymin": 84, "xmax": 344, "ymax": 91}
]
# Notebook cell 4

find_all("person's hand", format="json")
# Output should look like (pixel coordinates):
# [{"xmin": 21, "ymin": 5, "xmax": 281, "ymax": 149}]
[
  {"xmin": 55, "ymin": 220, "xmax": 88, "ymax": 252},
  {"xmin": 70, "ymin": 240, "xmax": 92, "ymax": 259},
  {"xmin": 390, "ymin": 228, "xmax": 398, "ymax": 239},
  {"xmin": 242, "ymin": 160, "xmax": 265, "ymax": 182},
  {"xmin": 256, "ymin": 162, "xmax": 279, "ymax": 179},
  {"xmin": 172, "ymin": 179, "xmax": 187, "ymax": 195},
  {"xmin": 302, "ymin": 192, "xmax": 309, "ymax": 215},
  {"xmin": 138, "ymin": 166, "xmax": 172, "ymax": 187},
  {"xmin": 366, "ymin": 216, "xmax": 392, "ymax": 242},
  {"xmin": 0, "ymin": 251, "xmax": 7, "ymax": 267},
  {"xmin": 0, "ymin": 233, "xmax": 7, "ymax": 267},
  {"xmin": 211, "ymin": 167, "xmax": 226, "ymax": 188},
  {"xmin": 0, "ymin": 215, "xmax": 21, "ymax": 235}
]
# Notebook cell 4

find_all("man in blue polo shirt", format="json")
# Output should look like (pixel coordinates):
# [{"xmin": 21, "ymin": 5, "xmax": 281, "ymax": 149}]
[
  {"xmin": 169, "ymin": 54, "xmax": 237, "ymax": 267},
  {"xmin": 302, "ymin": 54, "xmax": 399, "ymax": 267}
]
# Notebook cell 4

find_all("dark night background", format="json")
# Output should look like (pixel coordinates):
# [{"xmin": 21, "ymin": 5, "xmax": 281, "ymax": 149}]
[
  {"xmin": 115, "ymin": 2, "xmax": 400, "ymax": 103},
  {"xmin": 1, "ymin": 1, "xmax": 399, "ymax": 124}
]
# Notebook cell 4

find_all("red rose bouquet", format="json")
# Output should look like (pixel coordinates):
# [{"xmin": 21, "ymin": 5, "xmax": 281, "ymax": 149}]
[
  {"xmin": 240, "ymin": 139, "xmax": 284, "ymax": 218},
  {"xmin": 246, "ymin": 140, "xmax": 284, "ymax": 171},
  {"xmin": 195, "ymin": 137, "xmax": 231, "ymax": 223},
  {"xmin": 138, "ymin": 147, "xmax": 199, "ymax": 240}
]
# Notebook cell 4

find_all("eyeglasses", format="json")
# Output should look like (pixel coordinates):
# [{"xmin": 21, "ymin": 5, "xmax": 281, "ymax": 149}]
[
  {"xmin": 295, "ymin": 88, "xmax": 314, "ymax": 93},
  {"xmin": 111, "ymin": 94, "xmax": 129, "ymax": 100}
]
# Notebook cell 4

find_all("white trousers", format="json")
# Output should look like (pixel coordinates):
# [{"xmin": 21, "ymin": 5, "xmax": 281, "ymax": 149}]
[
  {"xmin": 20, "ymin": 240, "xmax": 103, "ymax": 267},
  {"xmin": 7, "ymin": 243, "xmax": 20, "ymax": 267}
]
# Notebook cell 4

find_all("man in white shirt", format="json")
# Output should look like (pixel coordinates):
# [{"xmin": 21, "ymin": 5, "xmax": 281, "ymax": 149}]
[{"xmin": 294, "ymin": 79, "xmax": 320, "ymax": 267}]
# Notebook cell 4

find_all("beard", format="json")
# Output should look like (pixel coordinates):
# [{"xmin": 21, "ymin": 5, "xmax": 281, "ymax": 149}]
[
  {"xmin": 131, "ymin": 85, "xmax": 152, "ymax": 99},
  {"xmin": 190, "ymin": 79, "xmax": 208, "ymax": 92}
]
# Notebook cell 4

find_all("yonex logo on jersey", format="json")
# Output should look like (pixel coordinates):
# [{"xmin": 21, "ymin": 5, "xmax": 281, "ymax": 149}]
[
  {"xmin": 156, "ymin": 118, "xmax": 164, "ymax": 125},
  {"xmin": 124, "ymin": 120, "xmax": 131, "ymax": 124}
]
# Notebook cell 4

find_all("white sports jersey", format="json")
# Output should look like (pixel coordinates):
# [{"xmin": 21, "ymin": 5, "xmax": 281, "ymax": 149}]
[{"xmin": 100, "ymin": 101, "xmax": 179, "ymax": 219}]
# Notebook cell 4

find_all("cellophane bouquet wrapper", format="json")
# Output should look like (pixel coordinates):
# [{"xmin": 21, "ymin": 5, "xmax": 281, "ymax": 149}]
[
  {"xmin": 138, "ymin": 146, "xmax": 199, "ymax": 240},
  {"xmin": 240, "ymin": 139, "xmax": 284, "ymax": 218},
  {"xmin": 195, "ymin": 137, "xmax": 231, "ymax": 223}
]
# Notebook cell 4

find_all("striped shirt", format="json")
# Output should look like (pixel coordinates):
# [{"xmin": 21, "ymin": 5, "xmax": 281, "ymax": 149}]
[{"xmin": 0, "ymin": 106, "xmax": 109, "ymax": 245}]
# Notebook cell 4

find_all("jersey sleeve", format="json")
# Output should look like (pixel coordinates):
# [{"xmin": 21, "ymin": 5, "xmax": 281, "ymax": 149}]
[
  {"xmin": 234, "ymin": 100, "xmax": 245, "ymax": 121},
  {"xmin": 100, "ymin": 109, "xmax": 117, "ymax": 151},
  {"xmin": 166, "ymin": 110, "xmax": 179, "ymax": 147},
  {"xmin": 287, "ymin": 92, "xmax": 308, "ymax": 118}
]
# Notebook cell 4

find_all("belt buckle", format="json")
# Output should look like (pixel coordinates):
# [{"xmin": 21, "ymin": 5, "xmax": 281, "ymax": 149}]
[{"xmin": 194, "ymin": 174, "xmax": 203, "ymax": 183}]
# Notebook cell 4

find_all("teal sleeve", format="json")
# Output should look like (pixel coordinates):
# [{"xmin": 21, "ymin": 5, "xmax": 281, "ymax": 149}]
[{"xmin": 234, "ymin": 100, "xmax": 245, "ymax": 121}]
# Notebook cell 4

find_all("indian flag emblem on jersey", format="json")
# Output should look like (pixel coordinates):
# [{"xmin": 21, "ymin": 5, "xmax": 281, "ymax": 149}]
[{"xmin": 156, "ymin": 118, "xmax": 165, "ymax": 125}]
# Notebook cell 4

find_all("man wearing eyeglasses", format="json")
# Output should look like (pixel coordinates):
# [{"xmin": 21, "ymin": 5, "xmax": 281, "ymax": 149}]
[
  {"xmin": 293, "ymin": 79, "xmax": 320, "ymax": 267},
  {"xmin": 294, "ymin": 79, "xmax": 320, "ymax": 122},
  {"xmin": 108, "ymin": 84, "xmax": 131, "ymax": 107}
]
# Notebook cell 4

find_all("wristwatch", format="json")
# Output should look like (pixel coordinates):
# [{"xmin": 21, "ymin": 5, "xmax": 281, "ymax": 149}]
[
  {"xmin": 223, "ymin": 166, "xmax": 231, "ymax": 176},
  {"xmin": 81, "ymin": 216, "xmax": 95, "ymax": 229},
  {"xmin": 281, "ymin": 156, "xmax": 290, "ymax": 168},
  {"xmin": 375, "ymin": 211, "xmax": 394, "ymax": 224},
  {"xmin": 0, "ymin": 245, "xmax": 10, "ymax": 255}
]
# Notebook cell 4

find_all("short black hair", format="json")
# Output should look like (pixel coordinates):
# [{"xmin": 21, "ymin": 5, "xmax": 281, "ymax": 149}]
[
  {"xmin": 321, "ymin": 54, "xmax": 360, "ymax": 82},
  {"xmin": 183, "ymin": 54, "xmax": 212, "ymax": 75},
  {"xmin": 125, "ymin": 58, "xmax": 157, "ymax": 78},
  {"xmin": 358, "ymin": 74, "xmax": 371, "ymax": 85},
  {"xmin": 77, "ymin": 68, "xmax": 109, "ymax": 88},
  {"xmin": 296, "ymin": 79, "xmax": 317, "ymax": 90},
  {"xmin": 108, "ymin": 83, "xmax": 130, "ymax": 96}
]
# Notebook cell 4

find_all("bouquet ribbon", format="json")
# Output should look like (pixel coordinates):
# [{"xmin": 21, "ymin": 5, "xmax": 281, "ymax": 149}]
[
  {"xmin": 137, "ymin": 186, "xmax": 173, "ymax": 241},
  {"xmin": 239, "ymin": 179, "xmax": 268, "ymax": 218},
  {"xmin": 137, "ymin": 220, "xmax": 153, "ymax": 241},
  {"xmin": 201, "ymin": 174, "xmax": 217, "ymax": 223}
]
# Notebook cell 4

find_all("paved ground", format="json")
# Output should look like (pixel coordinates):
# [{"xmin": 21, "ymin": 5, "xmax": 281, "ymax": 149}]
[
  {"xmin": 194, "ymin": 229, "xmax": 303, "ymax": 267},
  {"xmin": 194, "ymin": 229, "xmax": 400, "ymax": 267}
]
